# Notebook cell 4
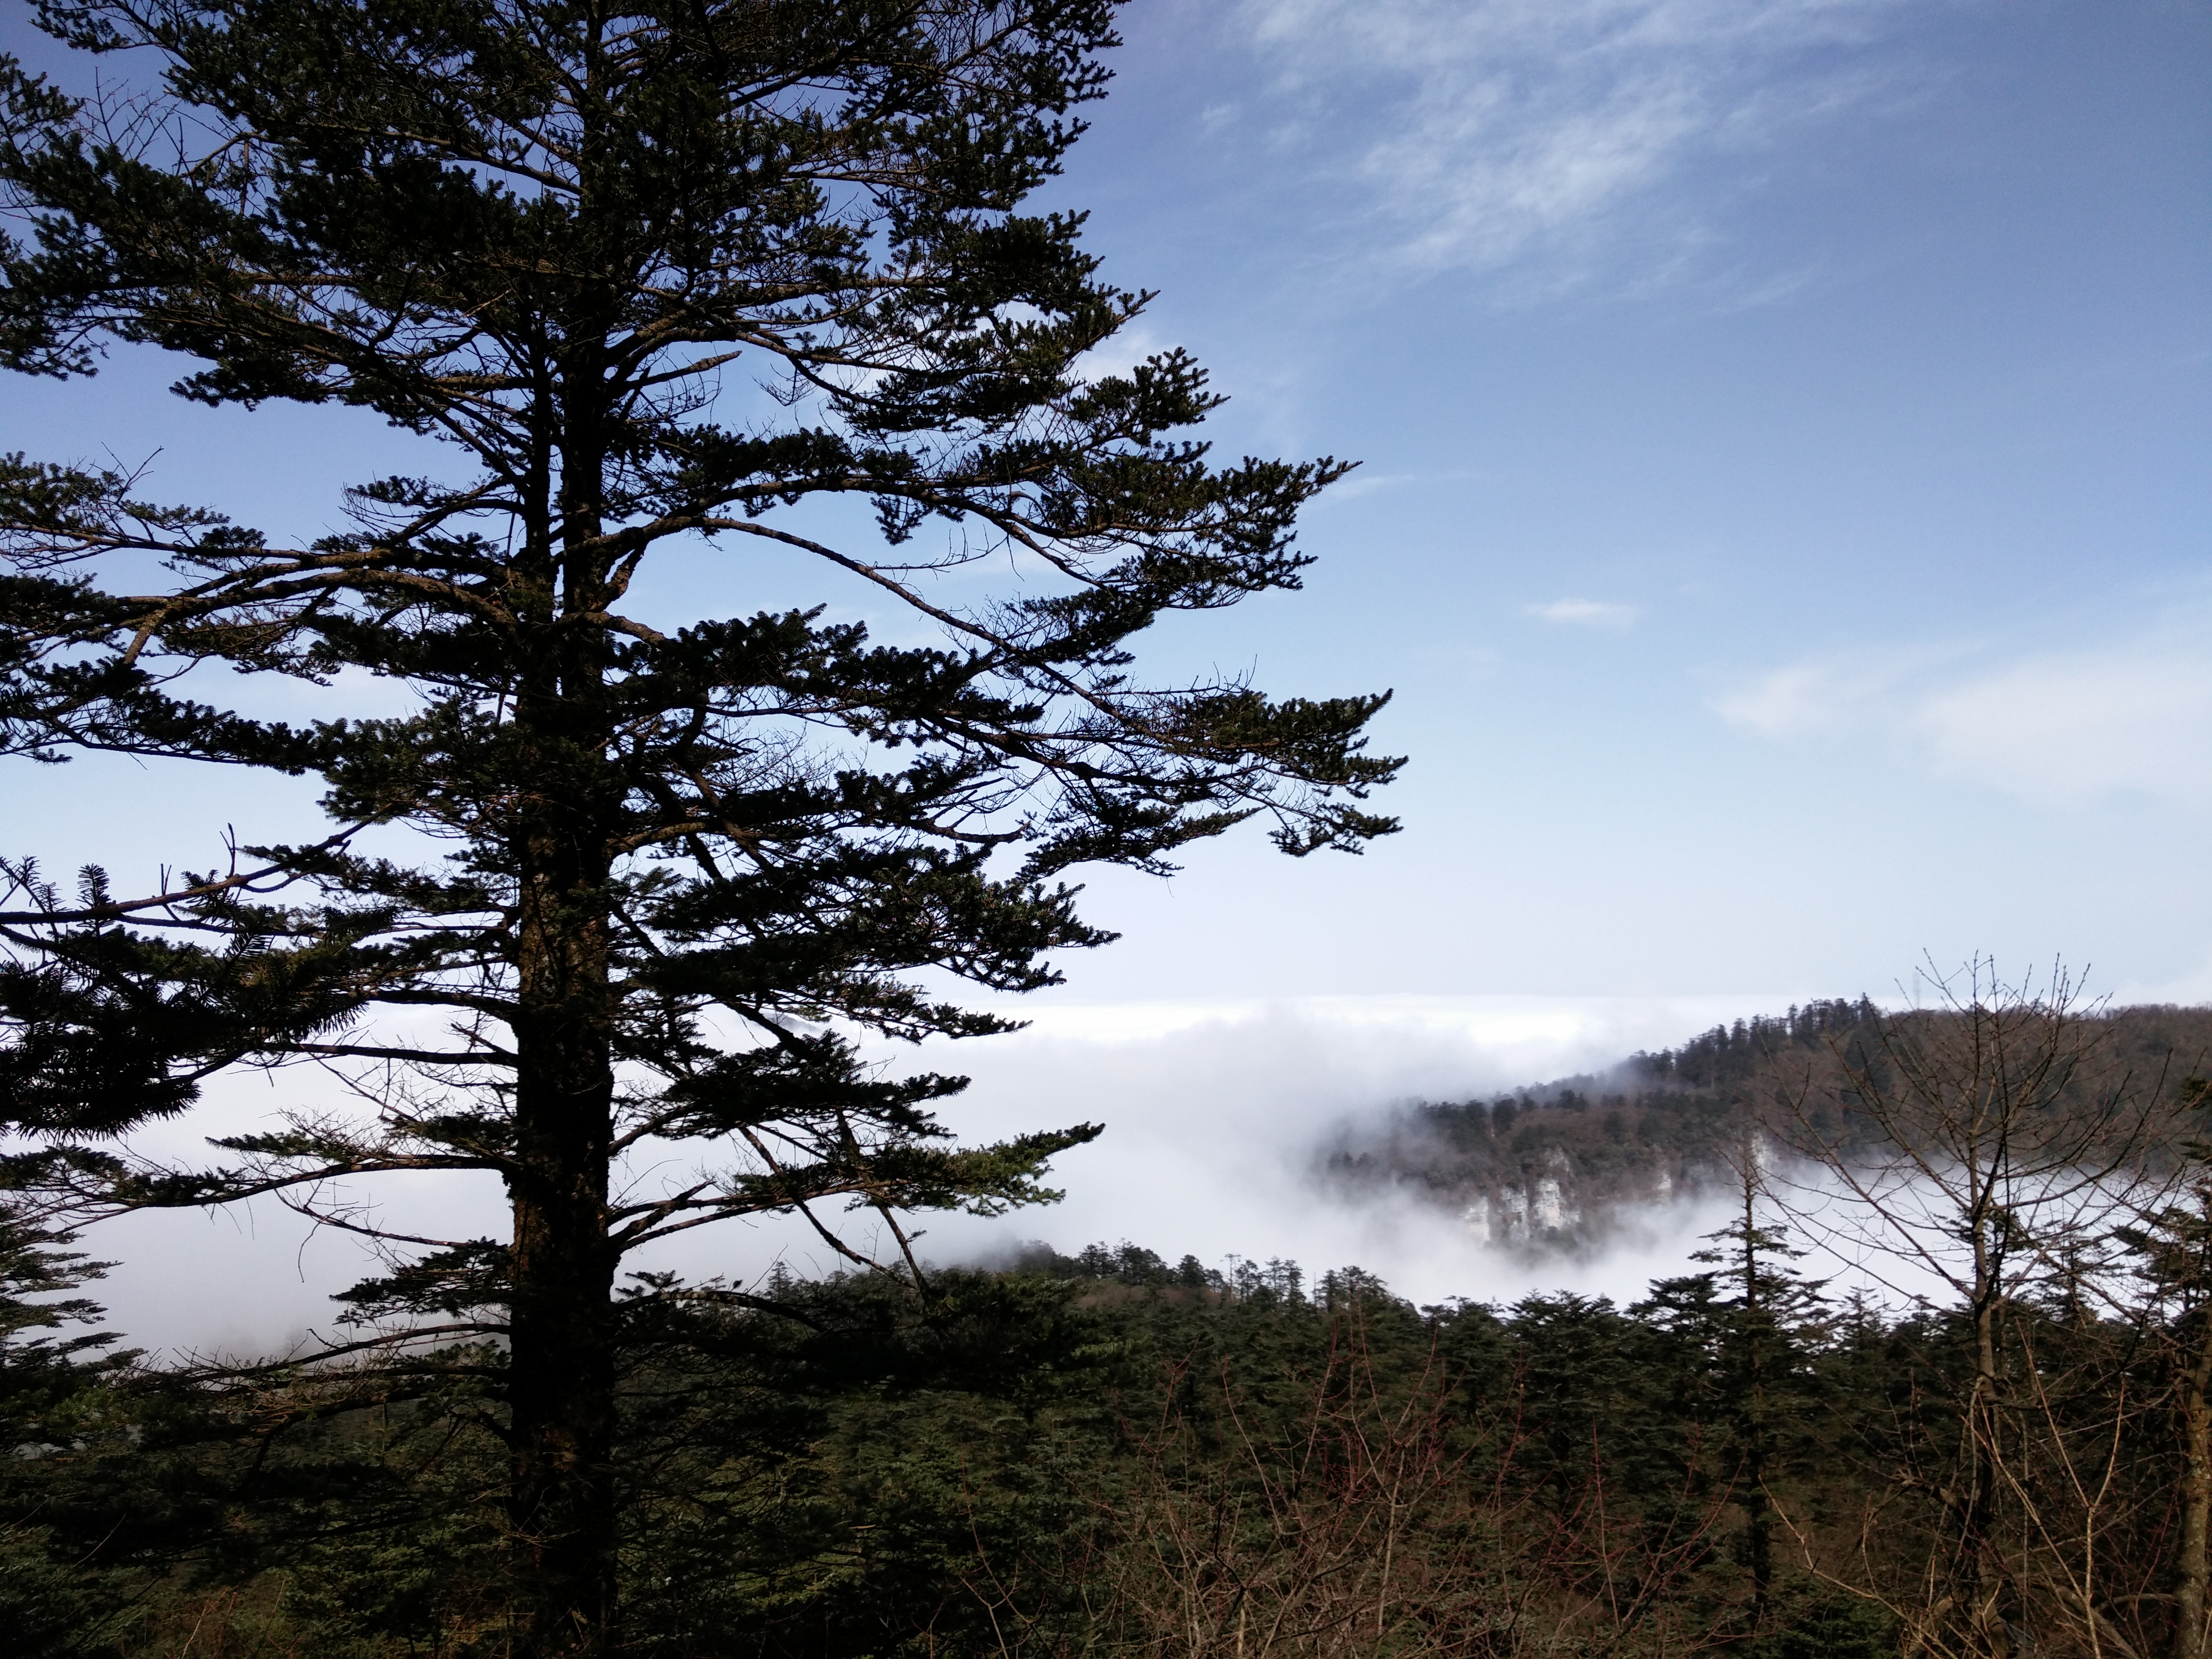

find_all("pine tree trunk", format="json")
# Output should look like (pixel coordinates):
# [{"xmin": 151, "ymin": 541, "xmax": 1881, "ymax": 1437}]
[
  {"xmin": 1745, "ymin": 1377, "xmax": 1772, "ymax": 1624},
  {"xmin": 1738, "ymin": 1173, "xmax": 1774, "ymax": 1629},
  {"xmin": 2177, "ymin": 1325, "xmax": 2212, "ymax": 1659},
  {"xmin": 1967, "ymin": 1287, "xmax": 2012, "ymax": 1659},
  {"xmin": 505, "ymin": 394, "xmax": 620, "ymax": 1654},
  {"xmin": 508, "ymin": 791, "xmax": 618, "ymax": 1656}
]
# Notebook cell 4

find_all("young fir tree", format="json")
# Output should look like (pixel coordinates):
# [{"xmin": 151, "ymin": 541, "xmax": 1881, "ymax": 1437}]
[
  {"xmin": 0, "ymin": 3, "xmax": 1399, "ymax": 1651},
  {"xmin": 1691, "ymin": 1154, "xmax": 1826, "ymax": 1631},
  {"xmin": 1631, "ymin": 1141, "xmax": 1828, "ymax": 1643}
]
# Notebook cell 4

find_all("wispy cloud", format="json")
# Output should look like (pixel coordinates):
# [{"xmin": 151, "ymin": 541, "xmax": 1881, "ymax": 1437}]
[
  {"xmin": 1529, "ymin": 597, "xmax": 1640, "ymax": 627},
  {"xmin": 1708, "ymin": 646, "xmax": 1944, "ymax": 736},
  {"xmin": 1713, "ymin": 626, "xmax": 2212, "ymax": 806},
  {"xmin": 97, "ymin": 994, "xmax": 1789, "ymax": 1351},
  {"xmin": 1070, "ymin": 321, "xmax": 1172, "ymax": 386},
  {"xmin": 889, "ymin": 995, "xmax": 1779, "ymax": 1305},
  {"xmin": 1909, "ymin": 651, "xmax": 2212, "ymax": 808},
  {"xmin": 1233, "ymin": 0, "xmax": 1916, "ymax": 287}
]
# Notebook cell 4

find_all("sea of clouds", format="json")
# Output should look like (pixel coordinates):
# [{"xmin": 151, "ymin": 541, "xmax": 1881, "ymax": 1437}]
[{"xmin": 80, "ymin": 993, "xmax": 1808, "ymax": 1361}]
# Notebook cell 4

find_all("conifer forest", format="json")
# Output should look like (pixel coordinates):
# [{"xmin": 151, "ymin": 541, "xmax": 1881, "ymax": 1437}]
[{"xmin": 0, "ymin": 2, "xmax": 2207, "ymax": 1655}]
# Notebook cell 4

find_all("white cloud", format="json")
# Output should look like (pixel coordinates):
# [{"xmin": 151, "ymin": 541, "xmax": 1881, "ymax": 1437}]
[
  {"xmin": 1910, "ymin": 651, "xmax": 2212, "ymax": 808},
  {"xmin": 2116, "ymin": 952, "xmax": 2212, "ymax": 1008},
  {"xmin": 1070, "ymin": 321, "xmax": 1172, "ymax": 387},
  {"xmin": 1529, "ymin": 597, "xmax": 1639, "ymax": 627},
  {"xmin": 1233, "ymin": 0, "xmax": 1913, "ymax": 283},
  {"xmin": 1709, "ymin": 648, "xmax": 1931, "ymax": 736},
  {"xmin": 1714, "ymin": 630, "xmax": 2212, "ymax": 806},
  {"xmin": 881, "ymin": 994, "xmax": 1780, "ymax": 1306},
  {"xmin": 1308, "ymin": 470, "xmax": 1420, "ymax": 506},
  {"xmin": 91, "ymin": 994, "xmax": 1786, "ymax": 1352}
]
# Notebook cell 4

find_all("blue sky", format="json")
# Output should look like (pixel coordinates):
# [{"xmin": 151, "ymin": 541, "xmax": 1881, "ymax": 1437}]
[
  {"xmin": 1011, "ymin": 0, "xmax": 2212, "ymax": 1006},
  {"xmin": 3, "ymin": 0, "xmax": 2210, "ymax": 1342},
  {"xmin": 6, "ymin": 0, "xmax": 2206, "ymax": 1006}
]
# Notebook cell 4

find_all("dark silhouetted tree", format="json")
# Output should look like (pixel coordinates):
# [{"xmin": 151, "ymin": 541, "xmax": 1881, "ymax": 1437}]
[{"xmin": 0, "ymin": 3, "xmax": 1398, "ymax": 1650}]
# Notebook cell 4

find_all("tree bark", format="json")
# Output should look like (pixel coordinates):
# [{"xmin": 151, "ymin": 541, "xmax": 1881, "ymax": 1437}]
[
  {"xmin": 505, "ymin": 341, "xmax": 621, "ymax": 1653},
  {"xmin": 1738, "ymin": 1176, "xmax": 1773, "ymax": 1628},
  {"xmin": 507, "ymin": 726, "xmax": 619, "ymax": 1656},
  {"xmin": 508, "ymin": 783, "xmax": 617, "ymax": 1653},
  {"xmin": 1966, "ymin": 1250, "xmax": 2012, "ymax": 1659},
  {"xmin": 2178, "ymin": 1322, "xmax": 2212, "ymax": 1659}
]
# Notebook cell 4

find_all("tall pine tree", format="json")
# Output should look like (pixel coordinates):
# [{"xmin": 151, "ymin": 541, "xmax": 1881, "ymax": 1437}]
[{"xmin": 0, "ymin": 3, "xmax": 1400, "ymax": 1651}]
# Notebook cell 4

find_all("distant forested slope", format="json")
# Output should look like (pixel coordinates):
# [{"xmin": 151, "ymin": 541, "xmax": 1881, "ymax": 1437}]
[{"xmin": 1323, "ymin": 1000, "xmax": 2212, "ymax": 1247}]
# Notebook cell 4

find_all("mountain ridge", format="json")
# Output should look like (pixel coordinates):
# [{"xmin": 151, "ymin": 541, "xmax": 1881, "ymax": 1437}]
[{"xmin": 1322, "ymin": 999, "xmax": 2212, "ymax": 1249}]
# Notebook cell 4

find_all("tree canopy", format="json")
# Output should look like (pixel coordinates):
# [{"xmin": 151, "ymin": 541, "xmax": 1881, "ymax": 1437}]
[{"xmin": 0, "ymin": 3, "xmax": 1400, "ymax": 1650}]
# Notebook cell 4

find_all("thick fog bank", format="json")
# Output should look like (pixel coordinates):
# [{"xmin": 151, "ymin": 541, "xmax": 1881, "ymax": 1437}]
[
  {"xmin": 881, "ymin": 995, "xmax": 1779, "ymax": 1306},
  {"xmin": 85, "ymin": 994, "xmax": 1796, "ymax": 1358}
]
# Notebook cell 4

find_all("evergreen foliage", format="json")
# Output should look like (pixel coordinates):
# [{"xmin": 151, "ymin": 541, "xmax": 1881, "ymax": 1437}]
[
  {"xmin": 0, "ymin": 1203, "xmax": 135, "ymax": 1658},
  {"xmin": 7, "ymin": 1216, "xmax": 2203, "ymax": 1657},
  {"xmin": 1330, "ymin": 1001, "xmax": 2212, "ymax": 1249},
  {"xmin": 0, "ymin": 3, "xmax": 1397, "ymax": 1649},
  {"xmin": 2, "ymin": 5, "xmax": 2208, "ymax": 1653}
]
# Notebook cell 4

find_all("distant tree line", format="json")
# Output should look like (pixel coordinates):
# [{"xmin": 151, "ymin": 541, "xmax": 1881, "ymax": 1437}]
[{"xmin": 1329, "ymin": 996, "xmax": 2212, "ymax": 1251}]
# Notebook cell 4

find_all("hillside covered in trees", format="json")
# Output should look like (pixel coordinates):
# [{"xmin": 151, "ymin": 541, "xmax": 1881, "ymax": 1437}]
[
  {"xmin": 4, "ymin": 987, "xmax": 2212, "ymax": 1655},
  {"xmin": 0, "ymin": 1204, "xmax": 2206, "ymax": 1659},
  {"xmin": 1323, "ymin": 1000, "xmax": 2212, "ymax": 1250}
]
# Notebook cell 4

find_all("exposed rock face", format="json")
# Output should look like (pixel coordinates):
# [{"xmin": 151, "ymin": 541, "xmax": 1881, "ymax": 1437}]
[
  {"xmin": 1460, "ymin": 1195, "xmax": 1491, "ymax": 1242},
  {"xmin": 1532, "ymin": 1175, "xmax": 1571, "ymax": 1232},
  {"xmin": 1326, "ymin": 1086, "xmax": 1727, "ymax": 1248}
]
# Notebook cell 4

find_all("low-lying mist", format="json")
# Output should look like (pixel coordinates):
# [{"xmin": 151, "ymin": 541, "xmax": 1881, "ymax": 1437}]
[
  {"xmin": 875, "ymin": 994, "xmax": 1775, "ymax": 1304},
  {"xmin": 88, "ymin": 993, "xmax": 1798, "ymax": 1358}
]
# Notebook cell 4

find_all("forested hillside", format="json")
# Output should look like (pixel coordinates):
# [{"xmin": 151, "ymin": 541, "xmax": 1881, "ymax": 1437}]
[
  {"xmin": 4, "ymin": 991, "xmax": 2211, "ymax": 1654},
  {"xmin": 1325, "ymin": 1000, "xmax": 2212, "ymax": 1248},
  {"xmin": 3, "ymin": 1214, "xmax": 2208, "ymax": 1658}
]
